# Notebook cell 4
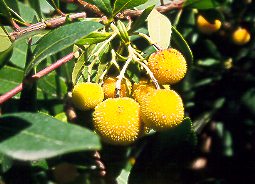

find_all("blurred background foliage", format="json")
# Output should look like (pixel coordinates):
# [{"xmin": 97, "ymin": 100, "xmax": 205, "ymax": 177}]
[{"xmin": 0, "ymin": 0, "xmax": 255, "ymax": 183}]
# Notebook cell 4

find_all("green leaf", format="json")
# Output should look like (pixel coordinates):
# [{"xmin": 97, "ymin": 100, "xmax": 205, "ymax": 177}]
[
  {"xmin": 117, "ymin": 169, "xmax": 130, "ymax": 184},
  {"xmin": 25, "ymin": 21, "xmax": 103, "ymax": 75},
  {"xmin": 28, "ymin": 0, "xmax": 43, "ymax": 19},
  {"xmin": 10, "ymin": 39, "xmax": 28, "ymax": 69},
  {"xmin": 147, "ymin": 9, "xmax": 172, "ymax": 50},
  {"xmin": 0, "ymin": 45, "xmax": 13, "ymax": 69},
  {"xmin": 184, "ymin": 0, "xmax": 219, "ymax": 9},
  {"xmin": 242, "ymin": 88, "xmax": 255, "ymax": 115},
  {"xmin": 0, "ymin": 27, "xmax": 12, "ymax": 52},
  {"xmin": 76, "ymin": 32, "xmax": 112, "ymax": 46},
  {"xmin": 72, "ymin": 52, "xmax": 85, "ymax": 85},
  {"xmin": 136, "ymin": 0, "xmax": 158, "ymax": 10},
  {"xmin": 46, "ymin": 0, "xmax": 59, "ymax": 9},
  {"xmin": 113, "ymin": 0, "xmax": 148, "ymax": 16},
  {"xmin": 83, "ymin": 0, "xmax": 112, "ymax": 17},
  {"xmin": 0, "ymin": 112, "xmax": 101, "ymax": 161},
  {"xmin": 0, "ymin": 0, "xmax": 11, "ymax": 18},
  {"xmin": 129, "ymin": 5, "xmax": 154, "ymax": 33},
  {"xmin": 171, "ymin": 26, "xmax": 193, "ymax": 66},
  {"xmin": 5, "ymin": 0, "xmax": 19, "ymax": 15},
  {"xmin": 18, "ymin": 1, "xmax": 38, "ymax": 23}
]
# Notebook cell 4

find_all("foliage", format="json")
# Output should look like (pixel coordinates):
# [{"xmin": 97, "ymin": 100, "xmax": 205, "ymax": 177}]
[{"xmin": 0, "ymin": 0, "xmax": 255, "ymax": 183}]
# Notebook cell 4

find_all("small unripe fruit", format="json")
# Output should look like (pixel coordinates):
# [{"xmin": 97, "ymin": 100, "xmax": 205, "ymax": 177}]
[
  {"xmin": 72, "ymin": 82, "xmax": 104, "ymax": 110},
  {"xmin": 231, "ymin": 27, "xmax": 251, "ymax": 45},
  {"xmin": 196, "ymin": 15, "xmax": 221, "ymax": 34},
  {"xmin": 93, "ymin": 97, "xmax": 141, "ymax": 145},
  {"xmin": 141, "ymin": 89, "xmax": 184, "ymax": 131},
  {"xmin": 102, "ymin": 77, "xmax": 127, "ymax": 98},
  {"xmin": 148, "ymin": 49, "xmax": 187, "ymax": 84}
]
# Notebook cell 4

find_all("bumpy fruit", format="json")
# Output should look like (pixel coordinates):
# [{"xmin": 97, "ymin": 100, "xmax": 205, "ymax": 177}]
[
  {"xmin": 132, "ymin": 80, "xmax": 156, "ymax": 104},
  {"xmin": 140, "ymin": 89, "xmax": 184, "ymax": 131},
  {"xmin": 231, "ymin": 27, "xmax": 251, "ymax": 45},
  {"xmin": 196, "ymin": 15, "xmax": 221, "ymax": 34},
  {"xmin": 93, "ymin": 97, "xmax": 141, "ymax": 145},
  {"xmin": 72, "ymin": 82, "xmax": 104, "ymax": 110},
  {"xmin": 102, "ymin": 77, "xmax": 127, "ymax": 98},
  {"xmin": 148, "ymin": 49, "xmax": 187, "ymax": 84}
]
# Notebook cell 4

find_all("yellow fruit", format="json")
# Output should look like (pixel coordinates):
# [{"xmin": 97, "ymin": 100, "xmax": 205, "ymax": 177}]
[
  {"xmin": 197, "ymin": 15, "xmax": 222, "ymax": 34},
  {"xmin": 102, "ymin": 77, "xmax": 127, "ymax": 98},
  {"xmin": 148, "ymin": 49, "xmax": 187, "ymax": 84},
  {"xmin": 132, "ymin": 81, "xmax": 156, "ymax": 104},
  {"xmin": 140, "ymin": 89, "xmax": 184, "ymax": 131},
  {"xmin": 72, "ymin": 82, "xmax": 104, "ymax": 110},
  {"xmin": 53, "ymin": 163, "xmax": 78, "ymax": 184},
  {"xmin": 231, "ymin": 27, "xmax": 251, "ymax": 45},
  {"xmin": 93, "ymin": 97, "xmax": 141, "ymax": 145}
]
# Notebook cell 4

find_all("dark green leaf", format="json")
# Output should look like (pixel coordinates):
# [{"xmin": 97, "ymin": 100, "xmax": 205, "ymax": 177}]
[
  {"xmin": 5, "ymin": 0, "xmax": 19, "ymax": 15},
  {"xmin": 0, "ymin": 0, "xmax": 11, "ymax": 18},
  {"xmin": 76, "ymin": 32, "xmax": 112, "ymax": 45},
  {"xmin": 113, "ymin": 0, "xmax": 148, "ymax": 16},
  {"xmin": 184, "ymin": 0, "xmax": 219, "ymax": 9},
  {"xmin": 25, "ymin": 21, "xmax": 103, "ymax": 75},
  {"xmin": 0, "ymin": 112, "xmax": 101, "ymax": 161},
  {"xmin": 83, "ymin": 0, "xmax": 112, "ymax": 17},
  {"xmin": 0, "ymin": 45, "xmax": 13, "ymax": 69},
  {"xmin": 171, "ymin": 26, "xmax": 193, "ymax": 66},
  {"xmin": 129, "ymin": 5, "xmax": 154, "ymax": 33},
  {"xmin": 242, "ymin": 88, "xmax": 255, "ymax": 115}
]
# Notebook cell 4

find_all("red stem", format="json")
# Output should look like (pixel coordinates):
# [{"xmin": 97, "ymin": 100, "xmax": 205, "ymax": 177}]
[{"xmin": 0, "ymin": 52, "xmax": 74, "ymax": 105}]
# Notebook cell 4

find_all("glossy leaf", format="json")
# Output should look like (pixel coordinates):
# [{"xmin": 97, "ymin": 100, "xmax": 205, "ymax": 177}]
[
  {"xmin": 171, "ymin": 26, "xmax": 193, "ymax": 66},
  {"xmin": 0, "ymin": 112, "xmax": 101, "ymax": 161},
  {"xmin": 5, "ymin": 0, "xmax": 19, "ymax": 15},
  {"xmin": 129, "ymin": 5, "xmax": 154, "ymax": 33},
  {"xmin": 184, "ymin": 0, "xmax": 219, "ymax": 9},
  {"xmin": 147, "ymin": 9, "xmax": 172, "ymax": 49},
  {"xmin": 25, "ymin": 21, "xmax": 103, "ymax": 75},
  {"xmin": 76, "ymin": 32, "xmax": 112, "ymax": 46},
  {"xmin": 136, "ymin": 0, "xmax": 158, "ymax": 10},
  {"xmin": 113, "ymin": 0, "xmax": 148, "ymax": 16},
  {"xmin": 83, "ymin": 0, "xmax": 112, "ymax": 17},
  {"xmin": 117, "ymin": 170, "xmax": 130, "ymax": 184}
]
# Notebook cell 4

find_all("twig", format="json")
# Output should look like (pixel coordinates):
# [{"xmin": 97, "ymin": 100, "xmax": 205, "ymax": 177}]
[
  {"xmin": 118, "ymin": 0, "xmax": 185, "ymax": 18},
  {"xmin": 0, "ymin": 53, "xmax": 74, "ymax": 105},
  {"xmin": 9, "ymin": 12, "xmax": 87, "ymax": 40}
]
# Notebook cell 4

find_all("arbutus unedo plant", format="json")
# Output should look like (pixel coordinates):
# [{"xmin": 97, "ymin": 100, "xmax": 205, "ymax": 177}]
[{"xmin": 3, "ymin": 0, "xmax": 252, "ymax": 183}]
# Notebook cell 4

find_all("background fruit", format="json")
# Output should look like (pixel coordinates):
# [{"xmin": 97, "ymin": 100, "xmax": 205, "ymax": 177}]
[
  {"xmin": 140, "ymin": 89, "xmax": 184, "ymax": 131},
  {"xmin": 72, "ymin": 82, "xmax": 104, "ymax": 110},
  {"xmin": 93, "ymin": 97, "xmax": 141, "ymax": 145},
  {"xmin": 196, "ymin": 15, "xmax": 222, "ymax": 34},
  {"xmin": 102, "ymin": 77, "xmax": 127, "ymax": 98},
  {"xmin": 148, "ymin": 49, "xmax": 187, "ymax": 84},
  {"xmin": 231, "ymin": 27, "xmax": 251, "ymax": 45}
]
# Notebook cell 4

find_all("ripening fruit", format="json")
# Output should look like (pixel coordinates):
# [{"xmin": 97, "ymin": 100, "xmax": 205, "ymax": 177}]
[
  {"xmin": 132, "ymin": 81, "xmax": 156, "ymax": 104},
  {"xmin": 93, "ymin": 97, "xmax": 141, "ymax": 145},
  {"xmin": 102, "ymin": 77, "xmax": 127, "ymax": 98},
  {"xmin": 72, "ymin": 82, "xmax": 104, "ymax": 110},
  {"xmin": 231, "ymin": 27, "xmax": 251, "ymax": 45},
  {"xmin": 140, "ymin": 89, "xmax": 184, "ymax": 131},
  {"xmin": 148, "ymin": 49, "xmax": 187, "ymax": 84},
  {"xmin": 196, "ymin": 15, "xmax": 221, "ymax": 34}
]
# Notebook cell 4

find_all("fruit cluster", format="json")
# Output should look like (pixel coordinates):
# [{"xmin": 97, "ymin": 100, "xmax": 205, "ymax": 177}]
[{"xmin": 71, "ymin": 49, "xmax": 187, "ymax": 145}]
